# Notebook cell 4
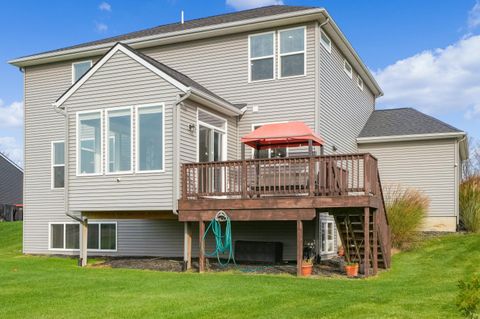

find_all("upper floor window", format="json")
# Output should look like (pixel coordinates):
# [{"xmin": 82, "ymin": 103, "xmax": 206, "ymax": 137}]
[
  {"xmin": 72, "ymin": 61, "xmax": 92, "ymax": 83},
  {"xmin": 343, "ymin": 59, "xmax": 353, "ymax": 79},
  {"xmin": 320, "ymin": 30, "xmax": 332, "ymax": 53},
  {"xmin": 136, "ymin": 105, "xmax": 164, "ymax": 172},
  {"xmin": 52, "ymin": 141, "xmax": 65, "ymax": 189},
  {"xmin": 77, "ymin": 111, "xmax": 102, "ymax": 175},
  {"xmin": 249, "ymin": 32, "xmax": 275, "ymax": 81},
  {"xmin": 107, "ymin": 108, "xmax": 132, "ymax": 173},
  {"xmin": 253, "ymin": 124, "xmax": 287, "ymax": 159},
  {"xmin": 279, "ymin": 27, "xmax": 305, "ymax": 78},
  {"xmin": 357, "ymin": 75, "xmax": 364, "ymax": 91}
]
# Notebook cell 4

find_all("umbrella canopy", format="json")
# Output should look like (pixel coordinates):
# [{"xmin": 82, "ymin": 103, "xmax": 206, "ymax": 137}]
[{"xmin": 241, "ymin": 122, "xmax": 325, "ymax": 150}]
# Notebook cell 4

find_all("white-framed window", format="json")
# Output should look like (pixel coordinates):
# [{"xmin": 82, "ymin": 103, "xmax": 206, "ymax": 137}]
[
  {"xmin": 252, "ymin": 123, "xmax": 288, "ymax": 159},
  {"xmin": 77, "ymin": 111, "xmax": 102, "ymax": 175},
  {"xmin": 197, "ymin": 108, "xmax": 227, "ymax": 163},
  {"xmin": 357, "ymin": 75, "xmax": 364, "ymax": 91},
  {"xmin": 52, "ymin": 141, "xmax": 65, "ymax": 189},
  {"xmin": 321, "ymin": 220, "xmax": 335, "ymax": 254},
  {"xmin": 72, "ymin": 60, "xmax": 92, "ymax": 83},
  {"xmin": 320, "ymin": 30, "xmax": 332, "ymax": 53},
  {"xmin": 279, "ymin": 26, "xmax": 306, "ymax": 78},
  {"xmin": 106, "ymin": 107, "xmax": 132, "ymax": 174},
  {"xmin": 343, "ymin": 59, "xmax": 353, "ymax": 79},
  {"xmin": 249, "ymin": 31, "xmax": 275, "ymax": 82},
  {"xmin": 49, "ymin": 222, "xmax": 117, "ymax": 251},
  {"xmin": 136, "ymin": 104, "xmax": 164, "ymax": 173}
]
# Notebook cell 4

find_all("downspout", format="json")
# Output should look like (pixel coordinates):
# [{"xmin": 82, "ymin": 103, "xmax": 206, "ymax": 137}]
[
  {"xmin": 172, "ymin": 90, "xmax": 192, "ymax": 214},
  {"xmin": 52, "ymin": 103, "xmax": 83, "ymax": 223}
]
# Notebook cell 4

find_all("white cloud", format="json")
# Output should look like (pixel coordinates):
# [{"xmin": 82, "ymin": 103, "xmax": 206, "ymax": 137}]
[
  {"xmin": 469, "ymin": 1, "xmax": 480, "ymax": 29},
  {"xmin": 0, "ymin": 136, "xmax": 23, "ymax": 167},
  {"xmin": 0, "ymin": 100, "xmax": 23, "ymax": 128},
  {"xmin": 95, "ymin": 22, "xmax": 108, "ymax": 33},
  {"xmin": 99, "ymin": 1, "xmax": 111, "ymax": 12},
  {"xmin": 226, "ymin": 0, "xmax": 283, "ymax": 11},
  {"xmin": 374, "ymin": 34, "xmax": 480, "ymax": 119}
]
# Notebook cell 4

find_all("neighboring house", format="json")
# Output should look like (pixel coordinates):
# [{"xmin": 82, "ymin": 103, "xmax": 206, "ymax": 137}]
[
  {"xmin": 9, "ymin": 6, "xmax": 466, "ymax": 273},
  {"xmin": 0, "ymin": 153, "xmax": 23, "ymax": 221}
]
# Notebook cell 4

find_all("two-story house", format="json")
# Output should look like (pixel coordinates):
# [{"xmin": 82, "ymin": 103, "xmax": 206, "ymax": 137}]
[{"xmin": 10, "ymin": 5, "xmax": 467, "ymax": 276}]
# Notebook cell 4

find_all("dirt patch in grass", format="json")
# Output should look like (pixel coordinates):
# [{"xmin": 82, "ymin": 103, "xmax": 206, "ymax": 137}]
[{"xmin": 92, "ymin": 256, "xmax": 346, "ymax": 277}]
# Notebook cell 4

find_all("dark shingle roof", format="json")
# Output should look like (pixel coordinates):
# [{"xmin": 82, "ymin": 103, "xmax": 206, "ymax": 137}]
[
  {"xmin": 358, "ymin": 108, "xmax": 462, "ymax": 138},
  {"xmin": 0, "ymin": 153, "xmax": 23, "ymax": 205},
  {"xmin": 22, "ymin": 5, "xmax": 315, "ymax": 58}
]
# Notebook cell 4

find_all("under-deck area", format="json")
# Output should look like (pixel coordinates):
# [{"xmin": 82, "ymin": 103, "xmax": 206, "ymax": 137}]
[{"xmin": 178, "ymin": 153, "xmax": 391, "ymax": 277}]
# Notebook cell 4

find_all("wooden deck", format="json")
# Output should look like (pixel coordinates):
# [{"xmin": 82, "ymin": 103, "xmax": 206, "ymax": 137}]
[{"xmin": 178, "ymin": 153, "xmax": 391, "ymax": 277}]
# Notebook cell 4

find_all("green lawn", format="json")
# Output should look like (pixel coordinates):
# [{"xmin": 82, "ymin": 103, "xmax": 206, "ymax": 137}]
[{"xmin": 0, "ymin": 222, "xmax": 478, "ymax": 318}]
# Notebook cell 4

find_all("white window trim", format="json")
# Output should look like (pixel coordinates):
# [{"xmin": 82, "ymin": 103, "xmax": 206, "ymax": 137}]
[
  {"xmin": 105, "ymin": 106, "xmax": 134, "ymax": 175},
  {"xmin": 76, "ymin": 110, "xmax": 104, "ymax": 177},
  {"xmin": 278, "ymin": 26, "xmax": 307, "ymax": 79},
  {"xmin": 321, "ymin": 220, "xmax": 335, "ymax": 254},
  {"xmin": 320, "ymin": 30, "xmax": 332, "ymax": 53},
  {"xmin": 71, "ymin": 60, "xmax": 93, "ymax": 84},
  {"xmin": 51, "ymin": 140, "xmax": 65, "ymax": 190},
  {"xmin": 343, "ymin": 59, "xmax": 353, "ymax": 79},
  {"xmin": 135, "ymin": 103, "xmax": 166, "ymax": 174},
  {"xmin": 48, "ymin": 221, "xmax": 117, "ymax": 252},
  {"xmin": 357, "ymin": 75, "xmax": 364, "ymax": 91},
  {"xmin": 248, "ymin": 31, "xmax": 276, "ymax": 83},
  {"xmin": 250, "ymin": 122, "xmax": 290, "ymax": 159},
  {"xmin": 196, "ymin": 108, "xmax": 228, "ymax": 163}
]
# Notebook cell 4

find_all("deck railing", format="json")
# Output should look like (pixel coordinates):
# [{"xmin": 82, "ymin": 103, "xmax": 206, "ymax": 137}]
[{"xmin": 181, "ymin": 153, "xmax": 379, "ymax": 200}]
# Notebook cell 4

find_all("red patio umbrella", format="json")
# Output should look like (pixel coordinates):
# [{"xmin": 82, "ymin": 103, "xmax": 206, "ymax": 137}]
[{"xmin": 241, "ymin": 121, "xmax": 325, "ymax": 150}]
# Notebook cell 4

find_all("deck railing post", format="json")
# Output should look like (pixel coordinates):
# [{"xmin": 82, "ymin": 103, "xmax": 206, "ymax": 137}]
[
  {"xmin": 181, "ymin": 164, "xmax": 187, "ymax": 199},
  {"xmin": 242, "ymin": 160, "xmax": 248, "ymax": 199},
  {"xmin": 363, "ymin": 154, "xmax": 371, "ymax": 194},
  {"xmin": 309, "ymin": 157, "xmax": 315, "ymax": 196}
]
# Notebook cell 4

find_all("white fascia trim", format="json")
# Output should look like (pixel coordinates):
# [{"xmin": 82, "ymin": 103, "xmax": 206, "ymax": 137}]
[
  {"xmin": 190, "ymin": 88, "xmax": 244, "ymax": 116},
  {"xmin": 357, "ymin": 131, "xmax": 467, "ymax": 144},
  {"xmin": 53, "ymin": 44, "xmax": 188, "ymax": 109}
]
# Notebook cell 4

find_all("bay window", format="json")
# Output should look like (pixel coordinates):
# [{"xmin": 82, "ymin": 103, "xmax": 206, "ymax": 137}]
[
  {"xmin": 279, "ymin": 27, "xmax": 305, "ymax": 78},
  {"xmin": 137, "ymin": 104, "xmax": 164, "ymax": 172},
  {"xmin": 78, "ymin": 111, "xmax": 102, "ymax": 175},
  {"xmin": 107, "ymin": 108, "xmax": 132, "ymax": 173},
  {"xmin": 249, "ymin": 32, "xmax": 275, "ymax": 81}
]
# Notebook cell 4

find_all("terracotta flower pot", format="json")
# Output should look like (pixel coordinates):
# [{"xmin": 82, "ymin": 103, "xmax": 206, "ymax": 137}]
[
  {"xmin": 301, "ymin": 264, "xmax": 313, "ymax": 276},
  {"xmin": 345, "ymin": 263, "xmax": 359, "ymax": 278}
]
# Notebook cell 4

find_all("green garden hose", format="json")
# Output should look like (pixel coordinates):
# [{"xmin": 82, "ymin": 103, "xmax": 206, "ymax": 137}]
[{"xmin": 203, "ymin": 211, "xmax": 236, "ymax": 267}]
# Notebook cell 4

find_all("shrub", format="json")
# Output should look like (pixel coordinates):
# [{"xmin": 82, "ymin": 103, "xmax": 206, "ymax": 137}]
[
  {"xmin": 460, "ymin": 176, "xmax": 480, "ymax": 233},
  {"xmin": 384, "ymin": 185, "xmax": 429, "ymax": 249},
  {"xmin": 457, "ymin": 275, "xmax": 480, "ymax": 319}
]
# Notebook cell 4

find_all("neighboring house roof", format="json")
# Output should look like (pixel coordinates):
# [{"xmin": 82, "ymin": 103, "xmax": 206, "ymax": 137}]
[
  {"xmin": 9, "ymin": 5, "xmax": 383, "ymax": 97},
  {"xmin": 358, "ymin": 108, "xmax": 463, "ymax": 138},
  {"xmin": 54, "ymin": 42, "xmax": 244, "ymax": 116},
  {"xmin": 0, "ymin": 153, "xmax": 23, "ymax": 205}
]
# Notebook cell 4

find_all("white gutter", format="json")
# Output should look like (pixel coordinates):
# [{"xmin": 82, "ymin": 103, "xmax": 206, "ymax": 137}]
[
  {"xmin": 357, "ymin": 132, "xmax": 467, "ymax": 144},
  {"xmin": 9, "ymin": 8, "xmax": 382, "ymax": 97}
]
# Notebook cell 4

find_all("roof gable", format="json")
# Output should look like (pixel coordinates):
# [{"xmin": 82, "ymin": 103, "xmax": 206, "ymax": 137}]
[{"xmin": 358, "ymin": 108, "xmax": 463, "ymax": 139}]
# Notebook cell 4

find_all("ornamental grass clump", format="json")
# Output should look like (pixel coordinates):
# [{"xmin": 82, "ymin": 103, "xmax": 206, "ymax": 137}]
[
  {"xmin": 460, "ymin": 176, "xmax": 480, "ymax": 233},
  {"xmin": 385, "ymin": 185, "xmax": 429, "ymax": 249}
]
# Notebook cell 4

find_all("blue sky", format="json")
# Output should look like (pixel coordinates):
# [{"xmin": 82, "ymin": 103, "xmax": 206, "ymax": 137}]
[{"xmin": 1, "ymin": 0, "xmax": 480, "ymax": 165}]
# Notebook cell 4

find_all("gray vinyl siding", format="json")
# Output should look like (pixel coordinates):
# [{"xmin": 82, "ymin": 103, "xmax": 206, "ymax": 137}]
[
  {"xmin": 0, "ymin": 155, "xmax": 23, "ymax": 205},
  {"xmin": 358, "ymin": 139, "xmax": 457, "ymax": 217},
  {"xmin": 318, "ymin": 28, "xmax": 375, "ymax": 154},
  {"xmin": 64, "ymin": 50, "xmax": 181, "ymax": 211},
  {"xmin": 143, "ymin": 23, "xmax": 317, "ymax": 158}
]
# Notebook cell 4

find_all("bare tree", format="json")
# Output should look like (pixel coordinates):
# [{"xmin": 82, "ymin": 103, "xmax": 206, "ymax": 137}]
[{"xmin": 463, "ymin": 136, "xmax": 480, "ymax": 180}]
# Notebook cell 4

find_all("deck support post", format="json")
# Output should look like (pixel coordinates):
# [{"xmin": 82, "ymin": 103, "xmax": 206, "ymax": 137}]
[
  {"xmin": 372, "ymin": 209, "xmax": 378, "ymax": 275},
  {"xmin": 184, "ymin": 222, "xmax": 192, "ymax": 270},
  {"xmin": 80, "ymin": 218, "xmax": 88, "ymax": 267},
  {"xmin": 199, "ymin": 220, "xmax": 205, "ymax": 273},
  {"xmin": 297, "ymin": 220, "xmax": 303, "ymax": 277},
  {"xmin": 363, "ymin": 207, "xmax": 370, "ymax": 277}
]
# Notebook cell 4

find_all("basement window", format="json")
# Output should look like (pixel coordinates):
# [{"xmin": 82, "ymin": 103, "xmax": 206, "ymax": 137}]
[
  {"xmin": 49, "ymin": 223, "xmax": 80, "ymax": 250},
  {"xmin": 72, "ymin": 60, "xmax": 92, "ymax": 83},
  {"xmin": 343, "ymin": 59, "xmax": 353, "ymax": 79},
  {"xmin": 49, "ymin": 222, "xmax": 117, "ymax": 251}
]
